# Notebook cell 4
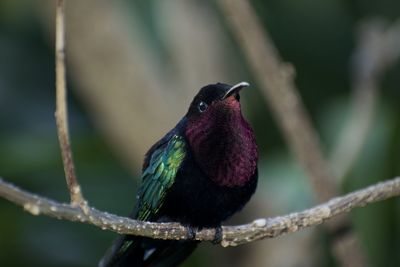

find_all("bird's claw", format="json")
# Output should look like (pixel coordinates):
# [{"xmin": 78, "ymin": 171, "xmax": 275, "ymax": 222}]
[{"xmin": 212, "ymin": 226, "xmax": 223, "ymax": 244}]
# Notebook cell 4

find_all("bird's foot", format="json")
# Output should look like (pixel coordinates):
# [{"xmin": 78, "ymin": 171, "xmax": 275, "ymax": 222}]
[
  {"xmin": 187, "ymin": 226, "xmax": 197, "ymax": 241},
  {"xmin": 212, "ymin": 226, "xmax": 223, "ymax": 244}
]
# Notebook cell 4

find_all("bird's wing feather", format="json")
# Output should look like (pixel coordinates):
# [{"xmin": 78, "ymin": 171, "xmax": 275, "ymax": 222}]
[
  {"xmin": 136, "ymin": 134, "xmax": 186, "ymax": 220},
  {"xmin": 99, "ymin": 134, "xmax": 187, "ymax": 267}
]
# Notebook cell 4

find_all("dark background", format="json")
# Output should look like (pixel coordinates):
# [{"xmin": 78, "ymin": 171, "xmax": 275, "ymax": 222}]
[{"xmin": 0, "ymin": 1, "xmax": 399, "ymax": 266}]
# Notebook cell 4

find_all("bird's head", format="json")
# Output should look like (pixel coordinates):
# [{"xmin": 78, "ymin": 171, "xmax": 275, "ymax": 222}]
[{"xmin": 186, "ymin": 81, "xmax": 249, "ymax": 121}]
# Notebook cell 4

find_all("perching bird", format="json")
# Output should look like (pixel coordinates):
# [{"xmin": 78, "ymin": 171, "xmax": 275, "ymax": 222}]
[{"xmin": 99, "ymin": 82, "xmax": 258, "ymax": 267}]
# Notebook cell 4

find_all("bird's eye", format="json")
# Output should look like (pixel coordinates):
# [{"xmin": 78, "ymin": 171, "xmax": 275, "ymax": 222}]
[{"xmin": 197, "ymin": 101, "xmax": 208, "ymax": 113}]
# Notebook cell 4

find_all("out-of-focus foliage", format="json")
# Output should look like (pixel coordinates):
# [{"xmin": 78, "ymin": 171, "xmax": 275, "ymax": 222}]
[{"xmin": 0, "ymin": 0, "xmax": 399, "ymax": 266}]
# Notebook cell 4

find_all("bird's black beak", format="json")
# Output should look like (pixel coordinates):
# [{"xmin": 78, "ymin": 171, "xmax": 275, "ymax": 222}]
[{"xmin": 222, "ymin": 82, "xmax": 250, "ymax": 99}]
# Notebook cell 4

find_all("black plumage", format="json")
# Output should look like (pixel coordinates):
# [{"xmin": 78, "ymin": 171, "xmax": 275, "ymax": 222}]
[{"xmin": 100, "ymin": 82, "xmax": 258, "ymax": 267}]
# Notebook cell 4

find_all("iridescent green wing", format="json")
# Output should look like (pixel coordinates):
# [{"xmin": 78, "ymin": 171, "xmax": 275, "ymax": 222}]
[
  {"xmin": 136, "ymin": 134, "xmax": 186, "ymax": 221},
  {"xmin": 99, "ymin": 134, "xmax": 186, "ymax": 266}
]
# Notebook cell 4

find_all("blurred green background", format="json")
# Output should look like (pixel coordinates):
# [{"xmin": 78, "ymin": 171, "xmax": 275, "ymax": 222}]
[{"xmin": 0, "ymin": 0, "xmax": 399, "ymax": 266}]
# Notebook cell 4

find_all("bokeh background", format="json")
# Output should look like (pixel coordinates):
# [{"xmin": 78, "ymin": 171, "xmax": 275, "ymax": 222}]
[{"xmin": 0, "ymin": 0, "xmax": 399, "ymax": 266}]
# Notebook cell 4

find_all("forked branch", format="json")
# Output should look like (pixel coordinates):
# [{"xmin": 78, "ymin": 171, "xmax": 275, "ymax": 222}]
[{"xmin": 55, "ymin": 0, "xmax": 86, "ymax": 207}]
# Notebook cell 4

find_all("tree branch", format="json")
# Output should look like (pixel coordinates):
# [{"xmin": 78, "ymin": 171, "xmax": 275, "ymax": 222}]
[
  {"xmin": 1, "ymin": 176, "xmax": 399, "ymax": 247},
  {"xmin": 55, "ymin": 0, "xmax": 86, "ymax": 207}
]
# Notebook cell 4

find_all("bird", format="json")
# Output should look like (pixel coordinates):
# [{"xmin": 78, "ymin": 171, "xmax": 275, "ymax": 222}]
[{"xmin": 99, "ymin": 82, "xmax": 258, "ymax": 267}]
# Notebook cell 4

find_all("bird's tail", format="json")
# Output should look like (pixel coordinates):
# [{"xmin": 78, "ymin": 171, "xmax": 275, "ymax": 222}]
[{"xmin": 99, "ymin": 234, "xmax": 198, "ymax": 267}]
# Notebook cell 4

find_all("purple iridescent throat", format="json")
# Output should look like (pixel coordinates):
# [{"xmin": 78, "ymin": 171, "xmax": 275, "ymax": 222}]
[{"xmin": 185, "ymin": 97, "xmax": 258, "ymax": 187}]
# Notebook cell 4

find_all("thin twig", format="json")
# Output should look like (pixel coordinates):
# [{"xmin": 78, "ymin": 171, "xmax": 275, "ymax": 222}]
[
  {"xmin": 218, "ymin": 0, "xmax": 336, "ymax": 202},
  {"xmin": 0, "ymin": 176, "xmax": 399, "ymax": 247},
  {"xmin": 55, "ymin": 0, "xmax": 85, "ymax": 207},
  {"xmin": 331, "ymin": 19, "xmax": 400, "ymax": 180}
]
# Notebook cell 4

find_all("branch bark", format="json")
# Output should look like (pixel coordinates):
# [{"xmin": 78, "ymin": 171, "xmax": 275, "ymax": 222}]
[
  {"xmin": 0, "ymin": 176, "xmax": 399, "ymax": 247},
  {"xmin": 55, "ymin": 0, "xmax": 86, "ymax": 207}
]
